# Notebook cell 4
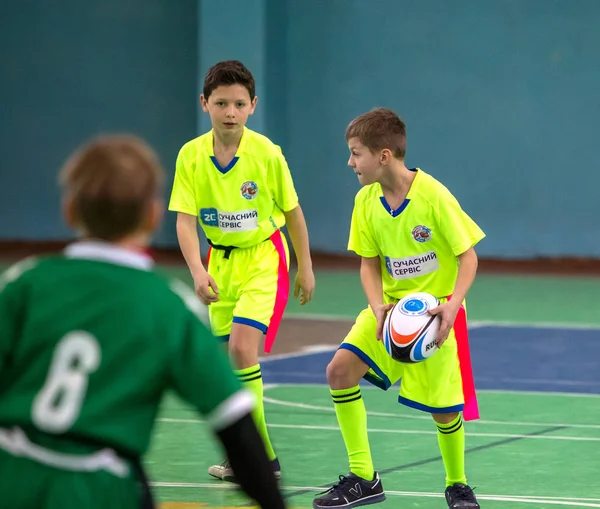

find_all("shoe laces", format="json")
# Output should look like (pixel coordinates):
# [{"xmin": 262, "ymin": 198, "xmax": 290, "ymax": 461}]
[
  {"xmin": 318, "ymin": 475, "xmax": 354, "ymax": 496},
  {"xmin": 451, "ymin": 484, "xmax": 476, "ymax": 501}
]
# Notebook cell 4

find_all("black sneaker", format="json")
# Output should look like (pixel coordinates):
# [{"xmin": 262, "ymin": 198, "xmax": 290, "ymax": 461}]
[
  {"xmin": 445, "ymin": 483, "xmax": 480, "ymax": 508},
  {"xmin": 313, "ymin": 472, "xmax": 385, "ymax": 509},
  {"xmin": 271, "ymin": 457, "xmax": 282, "ymax": 480}
]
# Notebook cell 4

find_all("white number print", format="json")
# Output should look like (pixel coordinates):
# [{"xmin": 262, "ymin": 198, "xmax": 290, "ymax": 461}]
[{"xmin": 32, "ymin": 331, "xmax": 101, "ymax": 433}]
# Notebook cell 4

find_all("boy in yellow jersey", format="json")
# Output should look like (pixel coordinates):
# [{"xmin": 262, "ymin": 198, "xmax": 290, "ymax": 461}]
[
  {"xmin": 313, "ymin": 109, "xmax": 484, "ymax": 509},
  {"xmin": 169, "ymin": 60, "xmax": 315, "ymax": 481}
]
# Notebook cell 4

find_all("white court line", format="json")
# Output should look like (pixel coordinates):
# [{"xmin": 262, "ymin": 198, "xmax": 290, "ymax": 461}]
[
  {"xmin": 260, "ymin": 344, "xmax": 337, "ymax": 363},
  {"xmin": 479, "ymin": 389, "xmax": 600, "ymax": 398},
  {"xmin": 477, "ymin": 377, "xmax": 600, "ymax": 388},
  {"xmin": 284, "ymin": 313, "xmax": 600, "ymax": 331},
  {"xmin": 468, "ymin": 320, "xmax": 600, "ymax": 331},
  {"xmin": 263, "ymin": 370, "xmax": 600, "ymax": 392},
  {"xmin": 261, "ymin": 395, "xmax": 600, "ymax": 429},
  {"xmin": 266, "ymin": 382, "xmax": 600, "ymax": 399},
  {"xmin": 150, "ymin": 482, "xmax": 600, "ymax": 507},
  {"xmin": 157, "ymin": 417, "xmax": 600, "ymax": 442},
  {"xmin": 260, "ymin": 343, "xmax": 600, "ymax": 400}
]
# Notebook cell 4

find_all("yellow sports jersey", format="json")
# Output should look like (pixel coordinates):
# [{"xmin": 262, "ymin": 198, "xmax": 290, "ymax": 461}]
[
  {"xmin": 169, "ymin": 127, "xmax": 299, "ymax": 248},
  {"xmin": 348, "ymin": 169, "xmax": 485, "ymax": 300}
]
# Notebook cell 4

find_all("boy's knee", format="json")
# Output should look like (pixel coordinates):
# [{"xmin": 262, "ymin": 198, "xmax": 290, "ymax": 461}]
[
  {"xmin": 229, "ymin": 341, "xmax": 255, "ymax": 368},
  {"xmin": 431, "ymin": 411, "xmax": 460, "ymax": 425},
  {"xmin": 228, "ymin": 324, "xmax": 262, "ymax": 369},
  {"xmin": 326, "ymin": 350, "xmax": 366, "ymax": 390}
]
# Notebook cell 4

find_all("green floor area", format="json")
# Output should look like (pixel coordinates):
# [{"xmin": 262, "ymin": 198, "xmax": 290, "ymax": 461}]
[
  {"xmin": 148, "ymin": 386, "xmax": 600, "ymax": 508},
  {"xmin": 2, "ymin": 257, "xmax": 599, "ymax": 507},
  {"xmin": 2, "ymin": 258, "xmax": 599, "ymax": 325},
  {"xmin": 161, "ymin": 266, "xmax": 600, "ymax": 326}
]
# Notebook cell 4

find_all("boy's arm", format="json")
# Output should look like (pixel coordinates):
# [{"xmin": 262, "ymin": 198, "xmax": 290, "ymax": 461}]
[
  {"xmin": 431, "ymin": 185, "xmax": 484, "ymax": 345},
  {"xmin": 176, "ymin": 213, "xmax": 219, "ymax": 304},
  {"xmin": 360, "ymin": 256, "xmax": 384, "ymax": 310},
  {"xmin": 0, "ymin": 278, "xmax": 19, "ymax": 373},
  {"xmin": 360, "ymin": 256, "xmax": 392, "ymax": 340},
  {"xmin": 268, "ymin": 151, "xmax": 314, "ymax": 303},
  {"xmin": 169, "ymin": 144, "xmax": 219, "ymax": 303},
  {"xmin": 0, "ymin": 259, "xmax": 37, "ymax": 372},
  {"xmin": 216, "ymin": 414, "xmax": 286, "ymax": 509},
  {"xmin": 429, "ymin": 247, "xmax": 478, "ymax": 346},
  {"xmin": 451, "ymin": 247, "xmax": 478, "ymax": 305},
  {"xmin": 283, "ymin": 205, "xmax": 315, "ymax": 305},
  {"xmin": 175, "ymin": 213, "xmax": 205, "ymax": 278}
]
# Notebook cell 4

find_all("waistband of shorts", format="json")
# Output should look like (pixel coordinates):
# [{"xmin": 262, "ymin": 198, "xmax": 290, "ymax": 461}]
[
  {"xmin": 207, "ymin": 235, "xmax": 273, "ymax": 259},
  {"xmin": 0, "ymin": 426, "xmax": 130, "ymax": 477}
]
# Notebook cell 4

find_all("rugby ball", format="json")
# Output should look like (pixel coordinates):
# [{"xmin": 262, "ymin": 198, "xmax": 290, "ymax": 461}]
[{"xmin": 382, "ymin": 292, "xmax": 440, "ymax": 363}]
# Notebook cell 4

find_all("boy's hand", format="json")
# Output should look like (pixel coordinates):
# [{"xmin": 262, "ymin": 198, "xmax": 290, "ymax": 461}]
[
  {"xmin": 294, "ymin": 266, "xmax": 315, "ymax": 305},
  {"xmin": 428, "ymin": 300, "xmax": 460, "ymax": 347},
  {"xmin": 193, "ymin": 271, "xmax": 219, "ymax": 305},
  {"xmin": 374, "ymin": 303, "xmax": 394, "ymax": 341}
]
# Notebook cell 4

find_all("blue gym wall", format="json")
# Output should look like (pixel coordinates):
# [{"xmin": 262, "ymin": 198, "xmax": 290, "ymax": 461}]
[
  {"xmin": 1, "ymin": 0, "xmax": 598, "ymax": 258},
  {"xmin": 0, "ymin": 0, "xmax": 197, "ymax": 246}
]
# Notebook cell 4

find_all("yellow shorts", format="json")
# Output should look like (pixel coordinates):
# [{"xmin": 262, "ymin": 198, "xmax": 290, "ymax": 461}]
[
  {"xmin": 341, "ymin": 306, "xmax": 465, "ymax": 414},
  {"xmin": 207, "ymin": 233, "xmax": 290, "ymax": 340}
]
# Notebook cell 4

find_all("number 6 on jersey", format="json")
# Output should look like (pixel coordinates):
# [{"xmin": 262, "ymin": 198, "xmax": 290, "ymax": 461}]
[{"xmin": 32, "ymin": 331, "xmax": 101, "ymax": 433}]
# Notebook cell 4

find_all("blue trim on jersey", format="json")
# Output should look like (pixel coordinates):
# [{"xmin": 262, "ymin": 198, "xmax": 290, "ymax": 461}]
[
  {"xmin": 379, "ymin": 197, "xmax": 410, "ymax": 217},
  {"xmin": 216, "ymin": 334, "xmax": 230, "ymax": 342},
  {"xmin": 378, "ymin": 168, "xmax": 417, "ymax": 217},
  {"xmin": 233, "ymin": 316, "xmax": 268, "ymax": 334},
  {"xmin": 210, "ymin": 156, "xmax": 239, "ymax": 174},
  {"xmin": 338, "ymin": 344, "xmax": 391, "ymax": 390},
  {"xmin": 398, "ymin": 395, "xmax": 464, "ymax": 414}
]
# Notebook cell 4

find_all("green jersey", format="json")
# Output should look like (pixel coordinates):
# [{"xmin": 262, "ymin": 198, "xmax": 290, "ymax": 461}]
[{"xmin": 0, "ymin": 242, "xmax": 252, "ymax": 458}]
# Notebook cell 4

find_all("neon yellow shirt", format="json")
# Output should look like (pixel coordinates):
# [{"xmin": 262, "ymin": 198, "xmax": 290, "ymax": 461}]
[
  {"xmin": 169, "ymin": 127, "xmax": 299, "ymax": 248},
  {"xmin": 348, "ymin": 169, "xmax": 485, "ymax": 300}
]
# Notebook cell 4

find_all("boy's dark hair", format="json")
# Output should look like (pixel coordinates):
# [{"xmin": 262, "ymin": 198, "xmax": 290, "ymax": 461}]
[
  {"xmin": 203, "ymin": 60, "xmax": 256, "ymax": 100},
  {"xmin": 345, "ymin": 108, "xmax": 406, "ymax": 159},
  {"xmin": 59, "ymin": 135, "xmax": 164, "ymax": 241}
]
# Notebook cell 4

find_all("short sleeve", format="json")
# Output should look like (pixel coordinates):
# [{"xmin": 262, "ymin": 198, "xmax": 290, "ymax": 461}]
[
  {"xmin": 436, "ymin": 188, "xmax": 485, "ymax": 256},
  {"xmin": 268, "ymin": 149, "xmax": 299, "ymax": 212},
  {"xmin": 347, "ymin": 194, "xmax": 378, "ymax": 258},
  {"xmin": 168, "ymin": 144, "xmax": 198, "ymax": 216}
]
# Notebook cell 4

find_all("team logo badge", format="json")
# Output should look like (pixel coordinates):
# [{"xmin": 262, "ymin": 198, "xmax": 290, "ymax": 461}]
[
  {"xmin": 240, "ymin": 181, "xmax": 258, "ymax": 200},
  {"xmin": 400, "ymin": 296, "xmax": 430, "ymax": 316},
  {"xmin": 412, "ymin": 225, "xmax": 432, "ymax": 243}
]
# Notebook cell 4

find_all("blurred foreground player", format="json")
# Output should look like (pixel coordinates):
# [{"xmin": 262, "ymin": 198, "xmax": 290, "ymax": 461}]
[{"xmin": 0, "ymin": 135, "xmax": 286, "ymax": 509}]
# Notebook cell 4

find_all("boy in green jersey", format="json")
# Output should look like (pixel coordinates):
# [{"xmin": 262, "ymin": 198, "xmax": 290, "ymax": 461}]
[{"xmin": 0, "ymin": 135, "xmax": 286, "ymax": 509}]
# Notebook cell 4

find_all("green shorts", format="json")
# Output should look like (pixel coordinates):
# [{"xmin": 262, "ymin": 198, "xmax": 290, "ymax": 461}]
[
  {"xmin": 341, "ymin": 306, "xmax": 465, "ymax": 413},
  {"xmin": 0, "ymin": 447, "xmax": 140, "ymax": 509}
]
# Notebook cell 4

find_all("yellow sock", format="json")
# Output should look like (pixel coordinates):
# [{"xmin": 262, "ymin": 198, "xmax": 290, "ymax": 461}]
[
  {"xmin": 236, "ymin": 365, "xmax": 276, "ymax": 460},
  {"xmin": 331, "ymin": 386, "xmax": 374, "ymax": 480},
  {"xmin": 437, "ymin": 414, "xmax": 467, "ymax": 486}
]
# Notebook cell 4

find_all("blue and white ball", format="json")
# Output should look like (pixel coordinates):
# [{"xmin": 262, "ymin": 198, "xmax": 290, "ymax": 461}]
[{"xmin": 382, "ymin": 292, "xmax": 441, "ymax": 363}]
